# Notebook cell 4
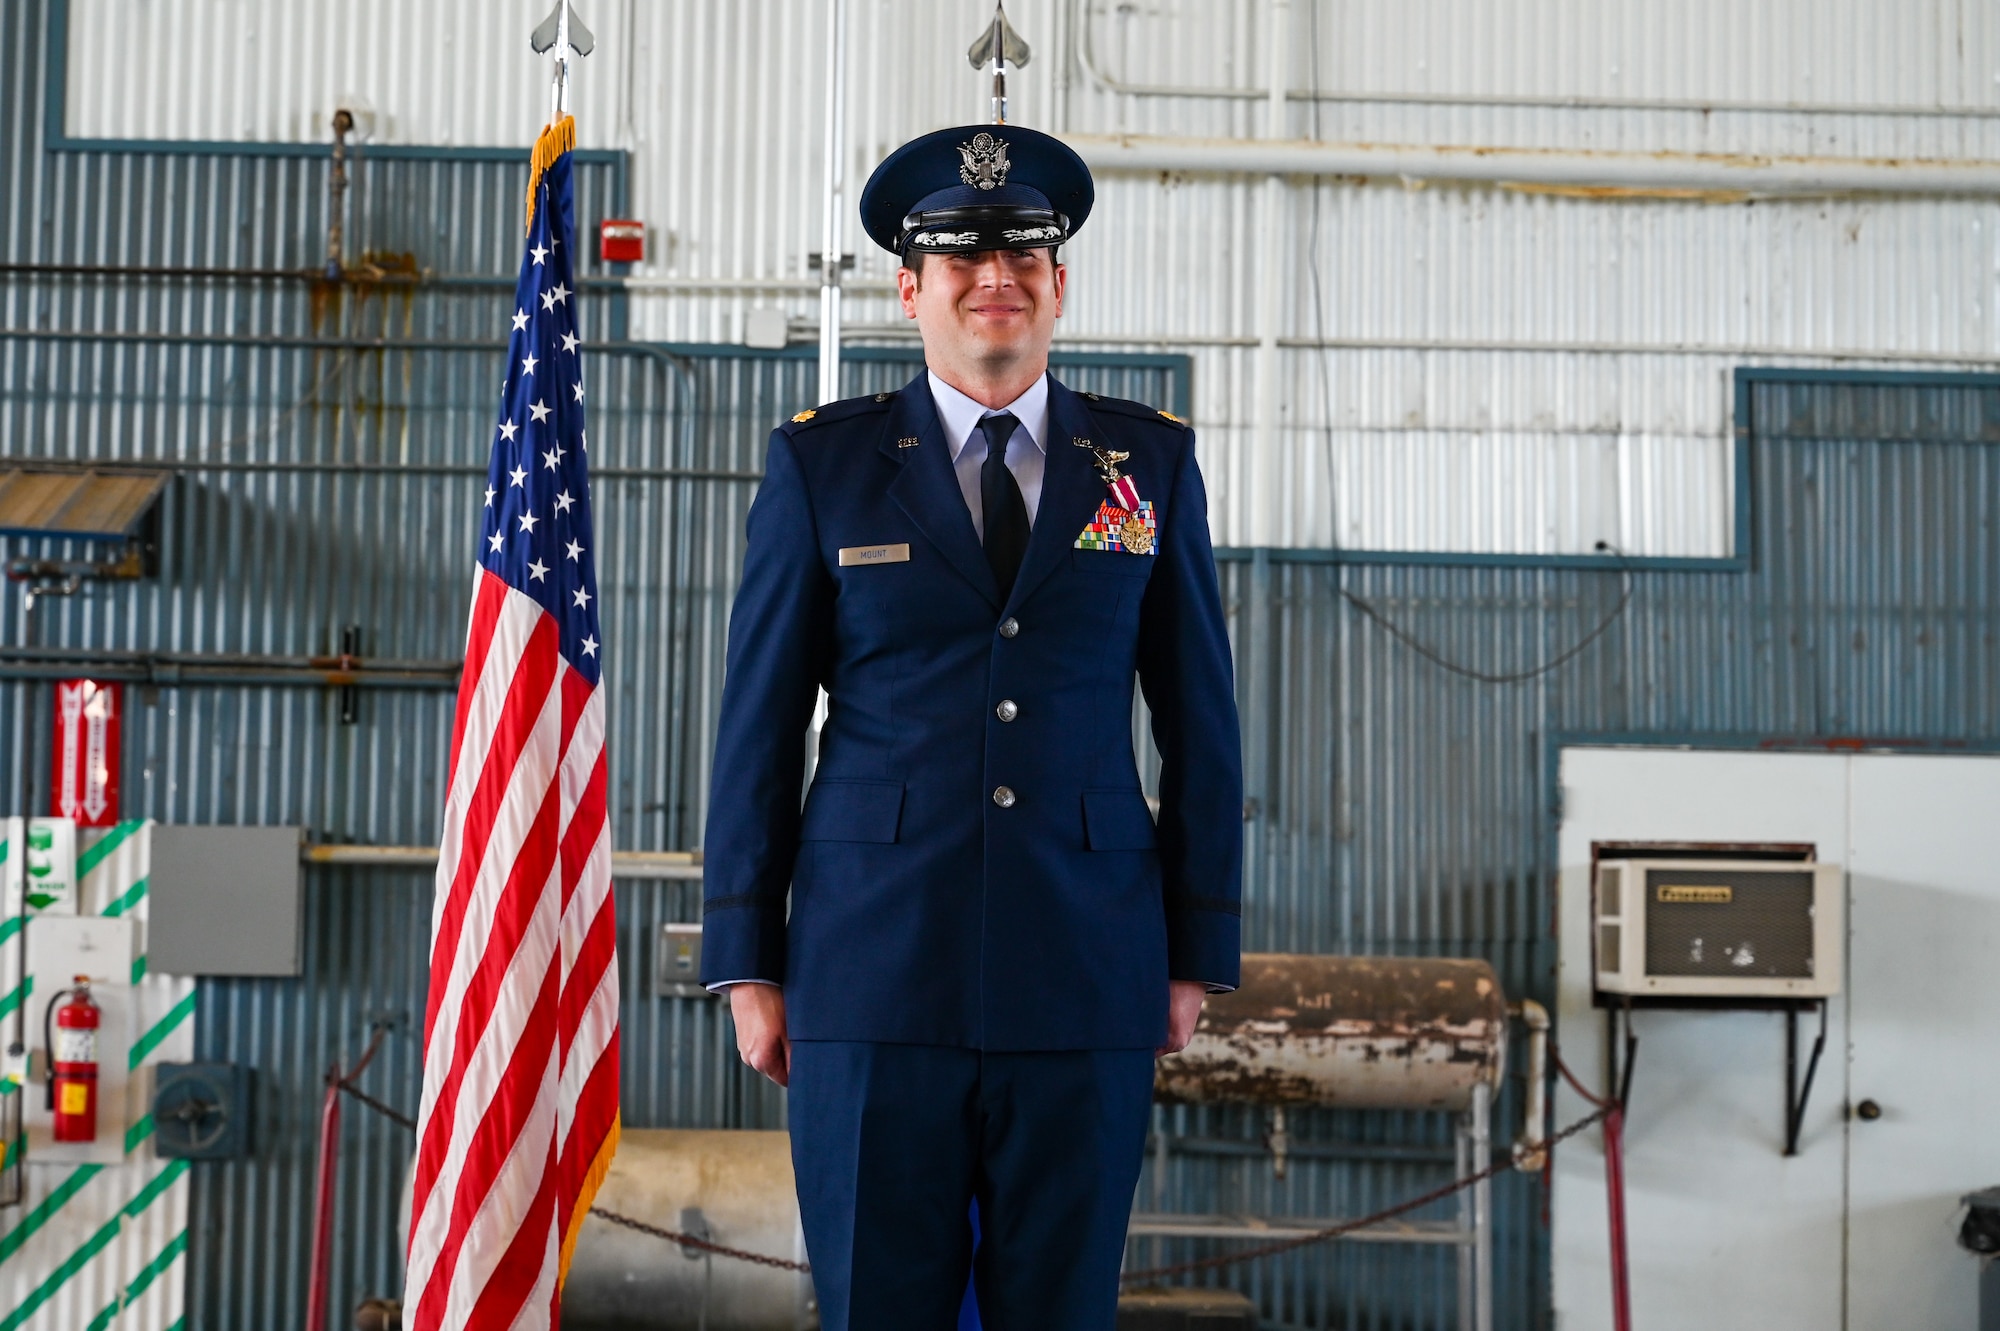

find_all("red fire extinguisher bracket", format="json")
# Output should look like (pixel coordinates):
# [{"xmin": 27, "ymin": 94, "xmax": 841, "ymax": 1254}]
[{"xmin": 47, "ymin": 979, "xmax": 102, "ymax": 1144}]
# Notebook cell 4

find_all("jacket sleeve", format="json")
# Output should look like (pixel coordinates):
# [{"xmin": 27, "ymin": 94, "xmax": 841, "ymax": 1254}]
[
  {"xmin": 1135, "ymin": 429, "xmax": 1244, "ymax": 989},
  {"xmin": 699, "ymin": 427, "xmax": 833, "ymax": 985}
]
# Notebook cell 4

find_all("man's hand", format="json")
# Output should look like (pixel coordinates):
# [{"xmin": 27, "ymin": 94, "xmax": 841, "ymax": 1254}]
[
  {"xmin": 1157, "ymin": 980, "xmax": 1208, "ymax": 1057},
  {"xmin": 728, "ymin": 984, "xmax": 790, "ymax": 1087}
]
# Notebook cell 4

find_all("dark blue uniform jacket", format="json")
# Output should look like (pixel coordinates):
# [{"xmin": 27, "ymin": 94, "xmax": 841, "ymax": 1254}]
[{"xmin": 700, "ymin": 372, "xmax": 1243, "ymax": 1051}]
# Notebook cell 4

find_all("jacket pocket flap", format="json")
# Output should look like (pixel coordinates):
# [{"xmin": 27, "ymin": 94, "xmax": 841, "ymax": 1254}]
[
  {"xmin": 1083, "ymin": 788, "xmax": 1156, "ymax": 850},
  {"xmin": 1070, "ymin": 548, "xmax": 1155, "ymax": 577},
  {"xmin": 799, "ymin": 779, "xmax": 906, "ymax": 843}
]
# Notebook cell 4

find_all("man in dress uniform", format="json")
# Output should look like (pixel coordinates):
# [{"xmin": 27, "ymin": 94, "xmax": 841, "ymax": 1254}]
[{"xmin": 701, "ymin": 122, "xmax": 1243, "ymax": 1330}]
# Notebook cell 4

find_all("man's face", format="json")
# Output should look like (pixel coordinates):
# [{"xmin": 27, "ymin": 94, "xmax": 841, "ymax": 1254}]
[{"xmin": 897, "ymin": 248, "xmax": 1065, "ymax": 371}]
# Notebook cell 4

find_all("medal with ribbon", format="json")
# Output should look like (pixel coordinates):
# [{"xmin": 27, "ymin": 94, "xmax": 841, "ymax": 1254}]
[{"xmin": 1071, "ymin": 438, "xmax": 1157, "ymax": 555}]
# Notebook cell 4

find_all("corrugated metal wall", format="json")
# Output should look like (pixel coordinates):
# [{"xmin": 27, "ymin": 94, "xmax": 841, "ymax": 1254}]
[
  {"xmin": 8, "ymin": 0, "xmax": 2000, "ymax": 1327},
  {"xmin": 54, "ymin": 0, "xmax": 2000, "ymax": 555}
]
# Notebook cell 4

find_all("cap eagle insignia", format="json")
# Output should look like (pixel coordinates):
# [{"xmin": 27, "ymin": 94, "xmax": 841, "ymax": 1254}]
[{"xmin": 958, "ymin": 132, "xmax": 1011, "ymax": 190}]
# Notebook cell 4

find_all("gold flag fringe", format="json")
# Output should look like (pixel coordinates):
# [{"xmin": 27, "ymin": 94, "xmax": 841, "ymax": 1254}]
[
  {"xmin": 525, "ymin": 115, "xmax": 577, "ymax": 234},
  {"xmin": 557, "ymin": 1111, "xmax": 622, "ymax": 1289}
]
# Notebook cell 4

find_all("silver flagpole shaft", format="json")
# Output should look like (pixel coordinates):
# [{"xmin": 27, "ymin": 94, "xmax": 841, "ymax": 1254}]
[
  {"xmin": 990, "ymin": 14, "xmax": 1006, "ymax": 122},
  {"xmin": 550, "ymin": 0, "xmax": 571, "ymax": 121},
  {"xmin": 816, "ymin": 0, "xmax": 847, "ymax": 407}
]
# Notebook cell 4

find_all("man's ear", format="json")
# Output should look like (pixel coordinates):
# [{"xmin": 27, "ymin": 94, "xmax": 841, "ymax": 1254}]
[
  {"xmin": 896, "ymin": 263, "xmax": 921, "ymax": 318},
  {"xmin": 1052, "ymin": 261, "xmax": 1065, "ymax": 319}
]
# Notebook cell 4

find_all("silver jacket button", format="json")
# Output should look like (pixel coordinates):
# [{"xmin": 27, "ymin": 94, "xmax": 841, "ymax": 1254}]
[
  {"xmin": 995, "ymin": 699, "xmax": 1019, "ymax": 722},
  {"xmin": 998, "ymin": 617, "xmax": 1020, "ymax": 638},
  {"xmin": 992, "ymin": 786, "xmax": 1016, "ymax": 808}
]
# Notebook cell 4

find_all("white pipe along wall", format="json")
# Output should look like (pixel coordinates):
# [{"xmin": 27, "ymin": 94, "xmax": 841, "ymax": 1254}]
[{"xmin": 1061, "ymin": 134, "xmax": 2000, "ymax": 196}]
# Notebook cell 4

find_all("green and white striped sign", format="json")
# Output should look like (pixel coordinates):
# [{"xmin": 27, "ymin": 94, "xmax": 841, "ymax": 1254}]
[{"xmin": 0, "ymin": 821, "xmax": 195, "ymax": 1331}]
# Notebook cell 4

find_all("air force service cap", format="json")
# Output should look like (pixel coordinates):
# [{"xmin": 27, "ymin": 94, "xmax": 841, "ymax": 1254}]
[{"xmin": 858, "ymin": 123, "xmax": 1094, "ymax": 258}]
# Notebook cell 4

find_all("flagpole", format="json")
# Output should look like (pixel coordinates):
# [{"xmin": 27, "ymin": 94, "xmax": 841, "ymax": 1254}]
[{"xmin": 816, "ymin": 0, "xmax": 848, "ymax": 407}]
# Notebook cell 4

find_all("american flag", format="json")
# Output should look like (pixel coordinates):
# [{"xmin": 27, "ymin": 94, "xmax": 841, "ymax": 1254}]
[{"xmin": 403, "ymin": 114, "xmax": 620, "ymax": 1330}]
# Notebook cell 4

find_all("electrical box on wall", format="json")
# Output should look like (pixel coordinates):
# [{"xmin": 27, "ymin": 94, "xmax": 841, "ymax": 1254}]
[
  {"xmin": 1594, "ymin": 858, "xmax": 1843, "ymax": 998},
  {"xmin": 653, "ymin": 922, "xmax": 708, "ymax": 998}
]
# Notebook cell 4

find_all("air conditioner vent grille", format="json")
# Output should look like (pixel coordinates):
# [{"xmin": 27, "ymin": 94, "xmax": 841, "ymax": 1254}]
[{"xmin": 1642, "ymin": 868, "xmax": 1815, "ymax": 979}]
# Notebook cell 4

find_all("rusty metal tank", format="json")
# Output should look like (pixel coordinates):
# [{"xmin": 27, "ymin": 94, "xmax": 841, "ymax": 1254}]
[
  {"xmin": 1154, "ymin": 954, "xmax": 1508, "ymax": 1110},
  {"xmin": 405, "ymin": 1130, "xmax": 814, "ymax": 1331},
  {"xmin": 563, "ymin": 1130, "xmax": 815, "ymax": 1331}
]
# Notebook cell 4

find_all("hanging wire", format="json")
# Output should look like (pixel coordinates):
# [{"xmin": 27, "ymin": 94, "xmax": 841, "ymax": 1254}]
[
  {"xmin": 1299, "ymin": 4, "xmax": 1639, "ymax": 683},
  {"xmin": 1304, "ymin": 0, "xmax": 1338, "ymax": 536},
  {"xmin": 1342, "ymin": 542, "xmax": 1638, "ymax": 685}
]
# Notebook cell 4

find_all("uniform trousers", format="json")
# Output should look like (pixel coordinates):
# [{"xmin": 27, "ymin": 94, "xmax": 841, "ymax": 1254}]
[{"xmin": 787, "ymin": 1041, "xmax": 1155, "ymax": 1331}]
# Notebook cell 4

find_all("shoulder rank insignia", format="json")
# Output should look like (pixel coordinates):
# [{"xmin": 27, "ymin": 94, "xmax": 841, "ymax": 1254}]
[
  {"xmin": 792, "ymin": 409, "xmax": 817, "ymax": 423},
  {"xmin": 1157, "ymin": 409, "xmax": 1184, "ymax": 424}
]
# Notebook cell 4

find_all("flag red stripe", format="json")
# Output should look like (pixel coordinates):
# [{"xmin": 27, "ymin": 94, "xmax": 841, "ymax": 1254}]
[
  {"xmin": 420, "ymin": 611, "xmax": 560, "ymax": 1055},
  {"xmin": 557, "ymin": 748, "xmax": 608, "ymax": 927},
  {"xmin": 556, "ymin": 671, "xmax": 601, "ymax": 920},
  {"xmin": 462, "ymin": 1134, "xmax": 559, "ymax": 1331},
  {"xmin": 557, "ymin": 663, "xmax": 589, "ymax": 778},
  {"xmin": 463, "ymin": 1131, "xmax": 560, "ymax": 1331},
  {"xmin": 413, "ymin": 950, "xmax": 561, "ymax": 1329},
  {"xmin": 557, "ymin": 1026, "xmax": 620, "ymax": 1223},
  {"xmin": 559, "ymin": 885, "xmax": 616, "ymax": 1062},
  {"xmin": 411, "ymin": 715, "xmax": 563, "ymax": 1236},
  {"xmin": 443, "ymin": 569, "xmax": 511, "ymax": 795}
]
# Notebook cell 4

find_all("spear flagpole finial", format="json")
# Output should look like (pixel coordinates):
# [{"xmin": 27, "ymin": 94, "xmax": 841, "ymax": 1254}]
[
  {"xmin": 531, "ymin": 0, "xmax": 596, "ymax": 124},
  {"xmin": 966, "ymin": 3, "xmax": 1031, "ymax": 124}
]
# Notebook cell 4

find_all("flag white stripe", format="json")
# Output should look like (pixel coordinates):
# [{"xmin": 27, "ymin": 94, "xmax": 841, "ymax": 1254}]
[
  {"xmin": 429, "ymin": 579, "xmax": 541, "ymax": 939},
  {"xmin": 405, "ymin": 631, "xmax": 564, "ymax": 1304},
  {"xmin": 412, "ymin": 661, "xmax": 560, "ymax": 1189},
  {"xmin": 556, "ymin": 685, "xmax": 604, "ymax": 851},
  {"xmin": 557, "ymin": 935, "xmax": 620, "ymax": 1153},
  {"xmin": 441, "ymin": 1029, "xmax": 561, "ymax": 1327},
  {"xmin": 416, "ymin": 592, "xmax": 562, "ymax": 1104},
  {"xmin": 408, "ymin": 849, "xmax": 564, "ymax": 1312},
  {"xmin": 501, "ymin": 1193, "xmax": 564, "ymax": 1331},
  {"xmin": 554, "ymin": 686, "xmax": 612, "ymax": 1155}
]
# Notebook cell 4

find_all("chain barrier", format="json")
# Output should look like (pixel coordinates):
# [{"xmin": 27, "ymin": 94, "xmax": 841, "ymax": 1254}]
[
  {"xmin": 331, "ymin": 1078, "xmax": 814, "ymax": 1274},
  {"xmin": 337, "ymin": 1072, "xmax": 1612, "ymax": 1286},
  {"xmin": 588, "ymin": 1203, "xmax": 813, "ymax": 1272}
]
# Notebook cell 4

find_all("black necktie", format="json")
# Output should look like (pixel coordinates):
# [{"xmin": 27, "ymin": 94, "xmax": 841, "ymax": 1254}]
[{"xmin": 979, "ymin": 412, "xmax": 1030, "ymax": 599}]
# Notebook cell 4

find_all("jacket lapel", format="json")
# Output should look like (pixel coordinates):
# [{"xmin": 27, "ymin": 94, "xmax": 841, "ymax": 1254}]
[
  {"xmin": 883, "ymin": 372, "xmax": 1001, "ymax": 609},
  {"xmin": 1006, "ymin": 376, "xmax": 1109, "ymax": 610}
]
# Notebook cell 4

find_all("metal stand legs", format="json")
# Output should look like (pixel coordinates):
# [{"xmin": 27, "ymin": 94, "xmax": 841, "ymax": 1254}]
[{"xmin": 1456, "ymin": 1082, "xmax": 1494, "ymax": 1331}]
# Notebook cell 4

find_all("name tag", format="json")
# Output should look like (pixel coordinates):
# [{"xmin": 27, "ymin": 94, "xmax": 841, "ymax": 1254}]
[{"xmin": 838, "ymin": 543, "xmax": 910, "ymax": 567}]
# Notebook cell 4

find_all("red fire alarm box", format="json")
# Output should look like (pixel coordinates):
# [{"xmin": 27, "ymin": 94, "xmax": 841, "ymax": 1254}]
[{"xmin": 599, "ymin": 219, "xmax": 645, "ymax": 264}]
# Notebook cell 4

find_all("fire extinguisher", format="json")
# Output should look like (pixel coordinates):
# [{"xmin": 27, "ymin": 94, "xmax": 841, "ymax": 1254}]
[{"xmin": 44, "ymin": 978, "xmax": 100, "ymax": 1144}]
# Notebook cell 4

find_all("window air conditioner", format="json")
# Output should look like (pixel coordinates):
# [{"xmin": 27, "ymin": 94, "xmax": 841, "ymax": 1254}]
[{"xmin": 1593, "ymin": 858, "xmax": 1843, "ymax": 999}]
